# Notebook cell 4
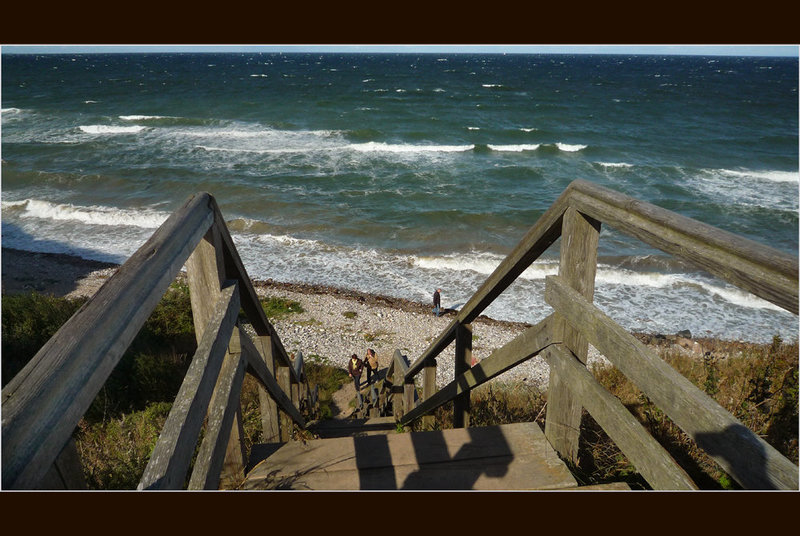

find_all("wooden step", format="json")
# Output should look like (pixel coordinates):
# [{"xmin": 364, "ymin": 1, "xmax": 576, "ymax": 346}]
[{"xmin": 242, "ymin": 422, "xmax": 579, "ymax": 490}]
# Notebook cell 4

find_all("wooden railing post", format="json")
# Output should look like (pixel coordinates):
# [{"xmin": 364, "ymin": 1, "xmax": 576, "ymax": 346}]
[
  {"xmin": 422, "ymin": 358, "xmax": 437, "ymax": 430},
  {"xmin": 453, "ymin": 323, "xmax": 473, "ymax": 428},
  {"xmin": 255, "ymin": 336, "xmax": 281, "ymax": 443},
  {"xmin": 544, "ymin": 206, "xmax": 600, "ymax": 463},
  {"xmin": 186, "ymin": 224, "xmax": 249, "ymax": 487},
  {"xmin": 217, "ymin": 329, "xmax": 247, "ymax": 488},
  {"xmin": 277, "ymin": 365, "xmax": 293, "ymax": 441}
]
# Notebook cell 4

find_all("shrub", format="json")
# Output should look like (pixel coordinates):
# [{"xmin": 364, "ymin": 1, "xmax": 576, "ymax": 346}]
[{"xmin": 1, "ymin": 292, "xmax": 86, "ymax": 386}]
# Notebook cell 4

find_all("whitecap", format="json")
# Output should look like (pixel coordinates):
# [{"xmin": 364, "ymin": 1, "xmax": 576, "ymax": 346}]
[
  {"xmin": 487, "ymin": 144, "xmax": 540, "ymax": 152},
  {"xmin": 79, "ymin": 125, "xmax": 146, "ymax": 134}
]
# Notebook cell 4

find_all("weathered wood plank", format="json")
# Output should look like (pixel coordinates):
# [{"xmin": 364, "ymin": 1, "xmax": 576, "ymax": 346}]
[
  {"xmin": 139, "ymin": 281, "xmax": 240, "ymax": 490},
  {"xmin": 36, "ymin": 438, "xmax": 87, "ymax": 490},
  {"xmin": 239, "ymin": 329, "xmax": 305, "ymax": 427},
  {"xmin": 186, "ymin": 224, "xmax": 226, "ymax": 342},
  {"xmin": 1, "ymin": 192, "xmax": 215, "ymax": 489},
  {"xmin": 188, "ymin": 330, "xmax": 248, "ymax": 490},
  {"xmin": 568, "ymin": 179, "xmax": 798, "ymax": 314},
  {"xmin": 453, "ymin": 323, "xmax": 473, "ymax": 428},
  {"xmin": 422, "ymin": 358, "xmax": 437, "ymax": 430},
  {"xmin": 254, "ymin": 335, "xmax": 281, "ymax": 443},
  {"xmin": 391, "ymin": 350, "xmax": 410, "ymax": 420},
  {"xmin": 545, "ymin": 275, "xmax": 799, "ymax": 490},
  {"xmin": 545, "ymin": 345, "xmax": 697, "ymax": 490},
  {"xmin": 401, "ymin": 315, "xmax": 554, "ymax": 425},
  {"xmin": 243, "ymin": 422, "xmax": 577, "ymax": 490},
  {"xmin": 545, "ymin": 206, "xmax": 600, "ymax": 463}
]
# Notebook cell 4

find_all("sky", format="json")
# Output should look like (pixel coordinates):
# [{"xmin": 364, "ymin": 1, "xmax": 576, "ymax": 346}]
[{"xmin": 2, "ymin": 44, "xmax": 798, "ymax": 57}]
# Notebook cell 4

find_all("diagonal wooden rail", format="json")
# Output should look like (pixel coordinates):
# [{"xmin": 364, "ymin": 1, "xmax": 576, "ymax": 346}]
[
  {"xmin": 2, "ymin": 193, "xmax": 316, "ymax": 490},
  {"xmin": 377, "ymin": 179, "xmax": 798, "ymax": 490}
]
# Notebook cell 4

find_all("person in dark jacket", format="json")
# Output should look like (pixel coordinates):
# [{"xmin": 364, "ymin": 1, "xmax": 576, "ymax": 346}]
[
  {"xmin": 348, "ymin": 353, "xmax": 365, "ymax": 395},
  {"xmin": 433, "ymin": 288, "xmax": 442, "ymax": 317}
]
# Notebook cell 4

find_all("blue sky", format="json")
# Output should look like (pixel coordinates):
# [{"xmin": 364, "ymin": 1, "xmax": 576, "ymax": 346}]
[{"xmin": 3, "ymin": 44, "xmax": 798, "ymax": 57}]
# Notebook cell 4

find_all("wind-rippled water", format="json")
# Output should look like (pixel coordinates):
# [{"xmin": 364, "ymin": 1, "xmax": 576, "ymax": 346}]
[{"xmin": 2, "ymin": 52, "xmax": 797, "ymax": 342}]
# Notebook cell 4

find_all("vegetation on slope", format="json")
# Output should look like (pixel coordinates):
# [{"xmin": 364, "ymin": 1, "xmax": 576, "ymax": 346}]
[{"xmin": 2, "ymin": 290, "xmax": 797, "ymax": 489}]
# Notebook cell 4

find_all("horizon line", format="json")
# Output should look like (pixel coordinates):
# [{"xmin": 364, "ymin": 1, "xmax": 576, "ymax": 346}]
[{"xmin": 3, "ymin": 44, "xmax": 798, "ymax": 58}]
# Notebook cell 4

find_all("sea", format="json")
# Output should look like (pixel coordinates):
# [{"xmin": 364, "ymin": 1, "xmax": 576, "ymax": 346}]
[{"xmin": 2, "ymin": 51, "xmax": 798, "ymax": 343}]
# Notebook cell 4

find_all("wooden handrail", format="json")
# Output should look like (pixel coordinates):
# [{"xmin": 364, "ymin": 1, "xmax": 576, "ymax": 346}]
[
  {"xmin": 2, "ymin": 192, "xmax": 314, "ymax": 490},
  {"xmin": 392, "ymin": 179, "xmax": 798, "ymax": 490},
  {"xmin": 567, "ymin": 179, "xmax": 798, "ymax": 313},
  {"xmin": 545, "ymin": 275, "xmax": 799, "ymax": 489},
  {"xmin": 2, "ymin": 192, "xmax": 215, "ymax": 489}
]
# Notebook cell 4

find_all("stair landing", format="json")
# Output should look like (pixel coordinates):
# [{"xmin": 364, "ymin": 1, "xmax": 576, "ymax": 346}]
[{"xmin": 242, "ymin": 421, "xmax": 584, "ymax": 490}]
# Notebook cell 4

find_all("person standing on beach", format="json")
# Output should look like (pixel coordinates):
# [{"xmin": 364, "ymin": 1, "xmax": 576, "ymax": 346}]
[
  {"xmin": 348, "ymin": 353, "xmax": 365, "ymax": 399},
  {"xmin": 364, "ymin": 348, "xmax": 379, "ymax": 384},
  {"xmin": 433, "ymin": 288, "xmax": 442, "ymax": 317}
]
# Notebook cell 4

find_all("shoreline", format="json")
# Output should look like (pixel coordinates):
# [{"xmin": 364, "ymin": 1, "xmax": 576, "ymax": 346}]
[{"xmin": 0, "ymin": 247, "xmax": 776, "ymax": 388}]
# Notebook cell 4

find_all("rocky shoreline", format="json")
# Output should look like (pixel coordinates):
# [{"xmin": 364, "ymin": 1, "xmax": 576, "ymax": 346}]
[{"xmin": 1, "ymin": 247, "xmax": 758, "ymax": 390}]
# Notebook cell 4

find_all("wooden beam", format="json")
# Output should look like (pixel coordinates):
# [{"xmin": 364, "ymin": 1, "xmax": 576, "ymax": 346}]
[
  {"xmin": 545, "ymin": 274, "xmax": 799, "ymax": 490},
  {"xmin": 545, "ymin": 345, "xmax": 697, "ymax": 490},
  {"xmin": 2, "ymin": 192, "xmax": 215, "ymax": 490},
  {"xmin": 568, "ymin": 179, "xmax": 798, "ymax": 314},
  {"xmin": 139, "ymin": 281, "xmax": 240, "ymax": 490},
  {"xmin": 254, "ymin": 335, "xmax": 281, "ymax": 443},
  {"xmin": 544, "ymin": 206, "xmax": 600, "ymax": 463},
  {"xmin": 422, "ymin": 358, "xmax": 437, "ymax": 430},
  {"xmin": 188, "ymin": 328, "xmax": 248, "ymax": 490},
  {"xmin": 453, "ymin": 323, "xmax": 473, "ymax": 428},
  {"xmin": 239, "ymin": 329, "xmax": 305, "ymax": 427}
]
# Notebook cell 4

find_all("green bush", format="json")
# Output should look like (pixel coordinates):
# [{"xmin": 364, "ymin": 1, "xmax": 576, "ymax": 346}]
[
  {"xmin": 1, "ymin": 292, "xmax": 87, "ymax": 386},
  {"xmin": 76, "ymin": 401, "xmax": 173, "ymax": 489}
]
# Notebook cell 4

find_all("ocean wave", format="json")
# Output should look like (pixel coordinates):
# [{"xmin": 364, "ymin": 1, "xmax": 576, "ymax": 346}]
[
  {"xmin": 2, "ymin": 198, "xmax": 168, "ymax": 229},
  {"xmin": 79, "ymin": 125, "xmax": 147, "ymax": 135},
  {"xmin": 119, "ymin": 115, "xmax": 173, "ymax": 121},
  {"xmin": 486, "ymin": 143, "xmax": 587, "ymax": 153},
  {"xmin": 487, "ymin": 144, "xmax": 541, "ymax": 152},
  {"xmin": 710, "ymin": 168, "xmax": 799, "ymax": 184},
  {"xmin": 412, "ymin": 251, "xmax": 784, "ymax": 312},
  {"xmin": 347, "ymin": 142, "xmax": 475, "ymax": 154},
  {"xmin": 555, "ymin": 143, "xmax": 587, "ymax": 152},
  {"xmin": 596, "ymin": 161, "xmax": 634, "ymax": 168}
]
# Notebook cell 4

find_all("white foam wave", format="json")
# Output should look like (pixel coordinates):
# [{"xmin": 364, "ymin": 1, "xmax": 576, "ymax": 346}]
[
  {"xmin": 412, "ymin": 253, "xmax": 784, "ymax": 313},
  {"xmin": 555, "ymin": 143, "xmax": 587, "ymax": 152},
  {"xmin": 712, "ymin": 168, "xmax": 799, "ymax": 184},
  {"xmin": 79, "ymin": 125, "xmax": 147, "ymax": 134},
  {"xmin": 519, "ymin": 127, "xmax": 537, "ymax": 132},
  {"xmin": 2, "ymin": 199, "xmax": 168, "ymax": 229},
  {"xmin": 597, "ymin": 162, "xmax": 633, "ymax": 168},
  {"xmin": 2, "ymin": 107, "xmax": 24, "ymax": 114},
  {"xmin": 488, "ymin": 144, "xmax": 541, "ymax": 152},
  {"xmin": 119, "ymin": 115, "xmax": 172, "ymax": 121},
  {"xmin": 347, "ymin": 142, "xmax": 474, "ymax": 154}
]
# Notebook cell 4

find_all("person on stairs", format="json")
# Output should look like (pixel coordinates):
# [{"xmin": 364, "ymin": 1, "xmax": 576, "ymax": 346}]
[
  {"xmin": 348, "ymin": 353, "xmax": 365, "ymax": 407},
  {"xmin": 364, "ymin": 348, "xmax": 379, "ymax": 384}
]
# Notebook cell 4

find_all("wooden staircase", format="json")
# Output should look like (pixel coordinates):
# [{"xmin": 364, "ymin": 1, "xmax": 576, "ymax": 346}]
[{"xmin": 4, "ymin": 181, "xmax": 796, "ymax": 490}]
